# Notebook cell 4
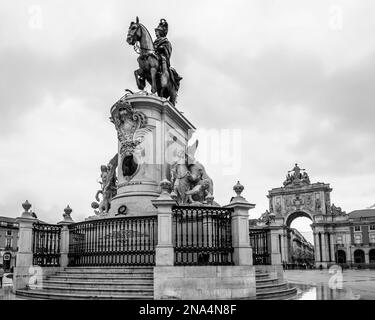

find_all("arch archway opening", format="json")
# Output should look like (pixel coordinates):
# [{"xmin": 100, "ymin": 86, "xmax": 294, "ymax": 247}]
[
  {"xmin": 286, "ymin": 211, "xmax": 313, "ymax": 228},
  {"xmin": 369, "ymin": 249, "xmax": 375, "ymax": 264},
  {"xmin": 336, "ymin": 250, "xmax": 346, "ymax": 264},
  {"xmin": 354, "ymin": 249, "xmax": 365, "ymax": 264},
  {"xmin": 286, "ymin": 212, "xmax": 315, "ymax": 269}
]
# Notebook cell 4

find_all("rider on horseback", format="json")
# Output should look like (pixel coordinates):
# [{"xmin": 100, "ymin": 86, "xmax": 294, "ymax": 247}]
[{"xmin": 154, "ymin": 19, "xmax": 182, "ymax": 89}]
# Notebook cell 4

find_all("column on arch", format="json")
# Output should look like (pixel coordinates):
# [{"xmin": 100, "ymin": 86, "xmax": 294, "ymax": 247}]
[
  {"xmin": 320, "ymin": 232, "xmax": 327, "ymax": 262},
  {"xmin": 313, "ymin": 232, "xmax": 321, "ymax": 264},
  {"xmin": 330, "ymin": 232, "xmax": 335, "ymax": 263},
  {"xmin": 326, "ymin": 232, "xmax": 332, "ymax": 262}
]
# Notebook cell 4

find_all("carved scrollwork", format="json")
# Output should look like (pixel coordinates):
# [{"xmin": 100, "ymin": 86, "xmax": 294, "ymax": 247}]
[{"xmin": 110, "ymin": 99, "xmax": 153, "ymax": 162}]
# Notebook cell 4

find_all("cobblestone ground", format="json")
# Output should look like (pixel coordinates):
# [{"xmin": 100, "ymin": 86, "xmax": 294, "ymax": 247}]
[{"xmin": 285, "ymin": 269, "xmax": 375, "ymax": 300}]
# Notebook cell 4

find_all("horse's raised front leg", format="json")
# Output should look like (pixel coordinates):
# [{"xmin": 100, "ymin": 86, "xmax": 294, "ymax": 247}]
[{"xmin": 150, "ymin": 67, "xmax": 157, "ymax": 94}]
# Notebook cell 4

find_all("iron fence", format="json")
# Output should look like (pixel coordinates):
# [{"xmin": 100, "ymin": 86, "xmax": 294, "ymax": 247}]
[
  {"xmin": 249, "ymin": 228, "xmax": 271, "ymax": 265},
  {"xmin": 68, "ymin": 216, "xmax": 157, "ymax": 266},
  {"xmin": 32, "ymin": 223, "xmax": 62, "ymax": 266},
  {"xmin": 173, "ymin": 206, "xmax": 234, "ymax": 266}
]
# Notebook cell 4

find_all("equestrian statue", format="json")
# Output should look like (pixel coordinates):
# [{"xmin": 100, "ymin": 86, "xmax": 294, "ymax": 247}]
[{"xmin": 126, "ymin": 17, "xmax": 182, "ymax": 105}]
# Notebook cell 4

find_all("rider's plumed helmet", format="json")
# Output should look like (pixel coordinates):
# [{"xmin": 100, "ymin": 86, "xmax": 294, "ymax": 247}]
[{"xmin": 155, "ymin": 19, "xmax": 168, "ymax": 37}]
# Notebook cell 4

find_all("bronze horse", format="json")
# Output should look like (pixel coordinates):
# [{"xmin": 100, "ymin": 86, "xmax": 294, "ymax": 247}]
[{"xmin": 126, "ymin": 17, "xmax": 179, "ymax": 105}]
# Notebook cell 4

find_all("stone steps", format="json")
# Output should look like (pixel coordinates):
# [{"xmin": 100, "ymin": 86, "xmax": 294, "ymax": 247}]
[
  {"xmin": 16, "ymin": 289, "xmax": 152, "ymax": 300},
  {"xmin": 43, "ymin": 279, "xmax": 153, "ymax": 286},
  {"xmin": 16, "ymin": 266, "xmax": 297, "ymax": 300},
  {"xmin": 51, "ymin": 272, "xmax": 153, "ymax": 277},
  {"xmin": 256, "ymin": 278, "xmax": 280, "ymax": 285},
  {"xmin": 256, "ymin": 282, "xmax": 289, "ymax": 294},
  {"xmin": 256, "ymin": 286, "xmax": 298, "ymax": 300},
  {"xmin": 16, "ymin": 266, "xmax": 155, "ymax": 300},
  {"xmin": 255, "ymin": 273, "xmax": 271, "ymax": 280},
  {"xmin": 30, "ymin": 285, "xmax": 153, "ymax": 295},
  {"xmin": 59, "ymin": 267, "xmax": 152, "ymax": 273},
  {"xmin": 255, "ymin": 269, "xmax": 297, "ymax": 300},
  {"xmin": 47, "ymin": 275, "xmax": 153, "ymax": 281},
  {"xmin": 42, "ymin": 280, "xmax": 153, "ymax": 289}
]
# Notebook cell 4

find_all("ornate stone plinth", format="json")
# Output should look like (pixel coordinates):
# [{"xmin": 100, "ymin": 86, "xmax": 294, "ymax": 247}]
[{"xmin": 108, "ymin": 92, "xmax": 195, "ymax": 216}]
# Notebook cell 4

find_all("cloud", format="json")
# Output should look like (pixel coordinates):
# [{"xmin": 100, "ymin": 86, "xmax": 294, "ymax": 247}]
[{"xmin": 0, "ymin": 36, "xmax": 134, "ymax": 135}]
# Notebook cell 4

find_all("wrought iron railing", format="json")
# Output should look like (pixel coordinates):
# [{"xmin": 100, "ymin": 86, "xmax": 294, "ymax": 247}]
[
  {"xmin": 32, "ymin": 223, "xmax": 62, "ymax": 266},
  {"xmin": 172, "ymin": 206, "xmax": 233, "ymax": 266},
  {"xmin": 249, "ymin": 228, "xmax": 271, "ymax": 265},
  {"xmin": 68, "ymin": 216, "xmax": 157, "ymax": 266}
]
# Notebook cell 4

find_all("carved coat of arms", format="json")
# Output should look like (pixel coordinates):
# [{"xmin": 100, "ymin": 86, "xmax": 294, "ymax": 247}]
[{"xmin": 110, "ymin": 100, "xmax": 153, "ymax": 158}]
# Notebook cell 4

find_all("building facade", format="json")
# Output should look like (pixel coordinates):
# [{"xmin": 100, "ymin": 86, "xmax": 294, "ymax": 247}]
[
  {"xmin": 0, "ymin": 216, "xmax": 19, "ymax": 272},
  {"xmin": 330, "ymin": 209, "xmax": 375, "ymax": 266},
  {"xmin": 289, "ymin": 228, "xmax": 314, "ymax": 267}
]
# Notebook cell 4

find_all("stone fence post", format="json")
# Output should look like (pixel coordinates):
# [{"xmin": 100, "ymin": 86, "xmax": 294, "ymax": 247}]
[
  {"xmin": 224, "ymin": 182, "xmax": 256, "ymax": 266},
  {"xmin": 151, "ymin": 180, "xmax": 177, "ymax": 266},
  {"xmin": 13, "ymin": 201, "xmax": 37, "ymax": 291},
  {"xmin": 268, "ymin": 227, "xmax": 283, "ymax": 265},
  {"xmin": 57, "ymin": 205, "xmax": 75, "ymax": 268}
]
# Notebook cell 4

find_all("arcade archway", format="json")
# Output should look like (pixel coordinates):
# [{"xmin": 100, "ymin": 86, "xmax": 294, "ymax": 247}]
[
  {"xmin": 369, "ymin": 249, "xmax": 375, "ymax": 264},
  {"xmin": 354, "ymin": 249, "xmax": 365, "ymax": 264},
  {"xmin": 336, "ymin": 250, "xmax": 346, "ymax": 264}
]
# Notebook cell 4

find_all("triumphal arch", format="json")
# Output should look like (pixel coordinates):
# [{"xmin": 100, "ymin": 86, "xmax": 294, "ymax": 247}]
[{"xmin": 265, "ymin": 164, "xmax": 337, "ymax": 268}]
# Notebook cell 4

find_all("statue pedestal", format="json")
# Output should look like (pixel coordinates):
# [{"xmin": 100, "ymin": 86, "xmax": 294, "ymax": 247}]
[{"xmin": 109, "ymin": 93, "xmax": 195, "ymax": 216}]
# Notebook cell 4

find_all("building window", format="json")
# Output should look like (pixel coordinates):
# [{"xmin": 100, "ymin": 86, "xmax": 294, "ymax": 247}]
[
  {"xmin": 354, "ymin": 226, "xmax": 361, "ymax": 232},
  {"xmin": 5, "ymin": 238, "xmax": 12, "ymax": 248},
  {"xmin": 370, "ymin": 234, "xmax": 375, "ymax": 244},
  {"xmin": 336, "ymin": 235, "xmax": 343, "ymax": 245},
  {"xmin": 354, "ymin": 234, "xmax": 362, "ymax": 244},
  {"xmin": 6, "ymin": 230, "xmax": 12, "ymax": 236},
  {"xmin": 370, "ymin": 225, "xmax": 375, "ymax": 231}
]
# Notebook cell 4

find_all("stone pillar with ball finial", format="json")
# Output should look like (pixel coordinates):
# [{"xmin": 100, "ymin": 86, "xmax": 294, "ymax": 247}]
[
  {"xmin": 224, "ymin": 182, "xmax": 256, "ymax": 266},
  {"xmin": 58, "ymin": 205, "xmax": 75, "ymax": 268},
  {"xmin": 152, "ymin": 179, "xmax": 177, "ymax": 266},
  {"xmin": 13, "ymin": 200, "xmax": 38, "ymax": 291}
]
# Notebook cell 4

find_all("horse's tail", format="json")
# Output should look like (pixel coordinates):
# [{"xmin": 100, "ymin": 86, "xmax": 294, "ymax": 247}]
[{"xmin": 169, "ymin": 67, "xmax": 182, "ymax": 90}]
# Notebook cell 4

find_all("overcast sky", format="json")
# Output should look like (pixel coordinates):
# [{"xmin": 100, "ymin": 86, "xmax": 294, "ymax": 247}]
[{"xmin": 1, "ymin": 1, "xmax": 374, "ymax": 241}]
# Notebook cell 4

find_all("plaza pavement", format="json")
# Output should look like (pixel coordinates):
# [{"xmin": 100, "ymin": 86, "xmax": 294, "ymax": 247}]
[
  {"xmin": 285, "ymin": 269, "xmax": 375, "ymax": 300},
  {"xmin": 0, "ymin": 274, "xmax": 23, "ymax": 300}
]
